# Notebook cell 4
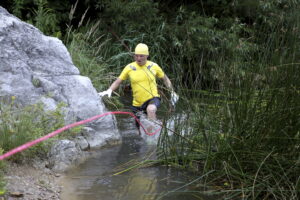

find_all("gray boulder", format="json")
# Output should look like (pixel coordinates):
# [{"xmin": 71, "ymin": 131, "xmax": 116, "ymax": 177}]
[
  {"xmin": 0, "ymin": 7, "xmax": 121, "ymax": 171},
  {"xmin": 47, "ymin": 140, "xmax": 84, "ymax": 172}
]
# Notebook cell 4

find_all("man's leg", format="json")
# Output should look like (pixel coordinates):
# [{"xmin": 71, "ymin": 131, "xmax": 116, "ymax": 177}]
[
  {"xmin": 146, "ymin": 104, "xmax": 157, "ymax": 120},
  {"xmin": 145, "ymin": 97, "xmax": 161, "ymax": 121},
  {"xmin": 130, "ymin": 105, "xmax": 143, "ymax": 135}
]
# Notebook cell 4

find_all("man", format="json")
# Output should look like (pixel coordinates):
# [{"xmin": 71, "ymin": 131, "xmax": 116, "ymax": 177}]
[{"xmin": 99, "ymin": 43, "xmax": 179, "ymax": 123}]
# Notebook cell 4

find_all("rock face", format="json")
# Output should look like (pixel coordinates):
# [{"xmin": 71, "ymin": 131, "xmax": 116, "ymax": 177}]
[{"xmin": 0, "ymin": 7, "xmax": 120, "ymax": 172}]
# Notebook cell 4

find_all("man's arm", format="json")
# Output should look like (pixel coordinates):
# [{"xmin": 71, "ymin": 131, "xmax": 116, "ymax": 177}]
[
  {"xmin": 98, "ymin": 78, "xmax": 123, "ymax": 97},
  {"xmin": 161, "ymin": 75, "xmax": 179, "ymax": 106},
  {"xmin": 162, "ymin": 75, "xmax": 173, "ymax": 90},
  {"xmin": 109, "ymin": 78, "xmax": 123, "ymax": 91}
]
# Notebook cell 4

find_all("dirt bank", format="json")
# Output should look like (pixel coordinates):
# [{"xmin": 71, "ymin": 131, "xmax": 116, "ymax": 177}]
[{"xmin": 1, "ymin": 160, "xmax": 63, "ymax": 200}]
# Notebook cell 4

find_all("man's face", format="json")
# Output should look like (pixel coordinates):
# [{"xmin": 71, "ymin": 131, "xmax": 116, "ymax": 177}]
[{"xmin": 134, "ymin": 54, "xmax": 148, "ymax": 66}]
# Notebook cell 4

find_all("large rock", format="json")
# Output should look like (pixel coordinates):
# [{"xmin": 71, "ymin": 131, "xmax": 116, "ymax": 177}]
[
  {"xmin": 0, "ymin": 7, "xmax": 121, "ymax": 171},
  {"xmin": 47, "ymin": 140, "xmax": 84, "ymax": 172}
]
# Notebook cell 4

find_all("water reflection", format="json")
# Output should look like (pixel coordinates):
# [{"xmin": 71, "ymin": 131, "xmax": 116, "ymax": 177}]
[{"xmin": 60, "ymin": 117, "xmax": 205, "ymax": 200}]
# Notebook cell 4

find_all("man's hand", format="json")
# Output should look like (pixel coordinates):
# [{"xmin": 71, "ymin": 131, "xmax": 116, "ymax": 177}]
[
  {"xmin": 171, "ymin": 91, "xmax": 179, "ymax": 106},
  {"xmin": 98, "ymin": 89, "xmax": 112, "ymax": 97}
]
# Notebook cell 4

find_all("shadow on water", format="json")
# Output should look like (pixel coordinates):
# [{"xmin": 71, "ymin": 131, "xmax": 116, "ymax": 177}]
[{"xmin": 60, "ymin": 113, "xmax": 214, "ymax": 200}]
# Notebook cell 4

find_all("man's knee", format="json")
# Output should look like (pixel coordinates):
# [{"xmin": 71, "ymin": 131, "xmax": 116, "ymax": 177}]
[{"xmin": 147, "ymin": 104, "xmax": 157, "ymax": 114}]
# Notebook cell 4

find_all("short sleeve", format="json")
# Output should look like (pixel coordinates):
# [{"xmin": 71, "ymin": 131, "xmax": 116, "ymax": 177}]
[
  {"xmin": 154, "ymin": 64, "xmax": 165, "ymax": 79},
  {"xmin": 118, "ymin": 65, "xmax": 131, "ymax": 80}
]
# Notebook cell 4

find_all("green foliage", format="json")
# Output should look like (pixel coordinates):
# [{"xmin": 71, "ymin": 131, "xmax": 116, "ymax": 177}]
[
  {"xmin": 0, "ymin": 148, "xmax": 6, "ymax": 196},
  {"xmin": 95, "ymin": 0, "xmax": 160, "ymax": 33},
  {"xmin": 0, "ymin": 98, "xmax": 67, "ymax": 162},
  {"xmin": 1, "ymin": 0, "xmax": 69, "ymax": 37},
  {"xmin": 29, "ymin": 0, "xmax": 60, "ymax": 36},
  {"xmin": 66, "ymin": 25, "xmax": 122, "ymax": 91},
  {"xmin": 155, "ymin": 1, "xmax": 300, "ymax": 199},
  {"xmin": 158, "ymin": 59, "xmax": 300, "ymax": 198},
  {"xmin": 11, "ymin": 0, "xmax": 25, "ymax": 18},
  {"xmin": 66, "ymin": 26, "xmax": 126, "ymax": 109}
]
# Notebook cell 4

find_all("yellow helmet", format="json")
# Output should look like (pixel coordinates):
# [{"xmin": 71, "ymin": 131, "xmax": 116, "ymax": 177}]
[{"xmin": 134, "ymin": 43, "xmax": 149, "ymax": 55}]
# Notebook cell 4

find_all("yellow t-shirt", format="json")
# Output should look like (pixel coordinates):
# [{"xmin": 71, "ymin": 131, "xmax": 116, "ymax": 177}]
[{"xmin": 118, "ymin": 61, "xmax": 165, "ymax": 106}]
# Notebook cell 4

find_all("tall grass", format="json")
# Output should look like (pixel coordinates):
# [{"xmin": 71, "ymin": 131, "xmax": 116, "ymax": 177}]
[
  {"xmin": 157, "ymin": 64, "xmax": 300, "ymax": 199},
  {"xmin": 66, "ymin": 21, "xmax": 134, "ymax": 90},
  {"xmin": 156, "ymin": 4, "xmax": 300, "ymax": 200}
]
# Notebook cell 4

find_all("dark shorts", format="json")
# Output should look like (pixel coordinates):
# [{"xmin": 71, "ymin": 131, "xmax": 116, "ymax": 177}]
[
  {"xmin": 130, "ymin": 97, "xmax": 160, "ymax": 129},
  {"xmin": 130, "ymin": 97, "xmax": 161, "ymax": 114},
  {"xmin": 130, "ymin": 97, "xmax": 160, "ymax": 114}
]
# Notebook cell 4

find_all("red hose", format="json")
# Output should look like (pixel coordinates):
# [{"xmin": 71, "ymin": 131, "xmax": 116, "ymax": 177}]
[{"xmin": 0, "ymin": 111, "xmax": 161, "ymax": 161}]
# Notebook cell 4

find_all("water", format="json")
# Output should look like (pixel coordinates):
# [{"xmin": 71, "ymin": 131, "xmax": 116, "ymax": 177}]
[{"xmin": 60, "ymin": 116, "xmax": 208, "ymax": 200}]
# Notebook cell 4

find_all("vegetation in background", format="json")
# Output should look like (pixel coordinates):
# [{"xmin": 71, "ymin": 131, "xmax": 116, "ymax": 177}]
[
  {"xmin": 157, "ymin": 1, "xmax": 300, "ymax": 199},
  {"xmin": 0, "ymin": 0, "xmax": 299, "ymax": 199}
]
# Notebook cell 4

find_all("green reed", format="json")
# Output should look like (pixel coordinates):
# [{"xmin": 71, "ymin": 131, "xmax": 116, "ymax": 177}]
[{"xmin": 156, "ymin": 9, "xmax": 300, "ymax": 200}]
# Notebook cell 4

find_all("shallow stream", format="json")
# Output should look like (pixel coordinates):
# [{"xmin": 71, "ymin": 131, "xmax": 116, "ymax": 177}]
[{"xmin": 59, "ymin": 115, "xmax": 212, "ymax": 200}]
